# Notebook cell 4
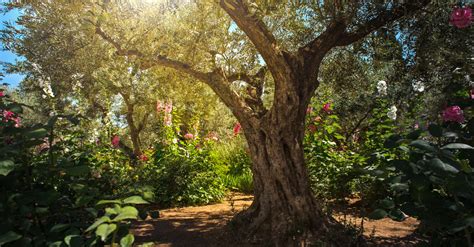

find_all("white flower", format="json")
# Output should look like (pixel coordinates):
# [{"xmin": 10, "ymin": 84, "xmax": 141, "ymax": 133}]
[
  {"xmin": 377, "ymin": 80, "xmax": 387, "ymax": 96},
  {"xmin": 387, "ymin": 106, "xmax": 397, "ymax": 120},
  {"xmin": 412, "ymin": 80, "xmax": 425, "ymax": 92}
]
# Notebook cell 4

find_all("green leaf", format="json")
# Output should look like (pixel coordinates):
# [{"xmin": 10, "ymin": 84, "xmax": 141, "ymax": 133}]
[
  {"xmin": 379, "ymin": 198, "xmax": 395, "ymax": 209},
  {"xmin": 64, "ymin": 165, "xmax": 90, "ymax": 176},
  {"xmin": 6, "ymin": 103, "xmax": 23, "ymax": 114},
  {"xmin": 406, "ymin": 129, "xmax": 422, "ymax": 140},
  {"xmin": 0, "ymin": 160, "xmax": 17, "ymax": 176},
  {"xmin": 64, "ymin": 235, "xmax": 83, "ymax": 247},
  {"xmin": 429, "ymin": 158, "xmax": 459, "ymax": 174},
  {"xmin": 24, "ymin": 127, "xmax": 48, "ymax": 139},
  {"xmin": 50, "ymin": 223, "xmax": 70, "ymax": 233},
  {"xmin": 96, "ymin": 200, "xmax": 121, "ymax": 206},
  {"xmin": 442, "ymin": 143, "xmax": 474, "ymax": 150},
  {"xmin": 390, "ymin": 183, "xmax": 409, "ymax": 192},
  {"xmin": 428, "ymin": 124, "xmax": 443, "ymax": 137},
  {"xmin": 113, "ymin": 206, "xmax": 138, "ymax": 222},
  {"xmin": 368, "ymin": 209, "xmax": 387, "ymax": 220},
  {"xmin": 449, "ymin": 217, "xmax": 474, "ymax": 233},
  {"xmin": 0, "ymin": 231, "xmax": 22, "ymax": 246},
  {"xmin": 388, "ymin": 209, "xmax": 406, "ymax": 221},
  {"xmin": 122, "ymin": 196, "xmax": 149, "ymax": 205},
  {"xmin": 85, "ymin": 216, "xmax": 110, "ymax": 232},
  {"xmin": 120, "ymin": 234, "xmax": 134, "ymax": 247},
  {"xmin": 409, "ymin": 140, "xmax": 436, "ymax": 153},
  {"xmin": 95, "ymin": 223, "xmax": 117, "ymax": 242}
]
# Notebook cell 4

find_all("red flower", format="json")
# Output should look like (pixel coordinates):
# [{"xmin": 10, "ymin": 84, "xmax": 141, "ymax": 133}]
[
  {"xmin": 450, "ymin": 6, "xmax": 472, "ymax": 29},
  {"xmin": 442, "ymin": 105, "xmax": 465, "ymax": 123},
  {"xmin": 322, "ymin": 103, "xmax": 331, "ymax": 113},
  {"xmin": 111, "ymin": 135, "xmax": 120, "ymax": 148},
  {"xmin": 184, "ymin": 133, "xmax": 194, "ymax": 140},
  {"xmin": 233, "ymin": 122, "xmax": 241, "ymax": 136},
  {"xmin": 139, "ymin": 154, "xmax": 148, "ymax": 161},
  {"xmin": 0, "ymin": 91, "xmax": 4, "ymax": 97}
]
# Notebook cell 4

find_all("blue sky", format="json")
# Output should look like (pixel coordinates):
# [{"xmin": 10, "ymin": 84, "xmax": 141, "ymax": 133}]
[{"xmin": 0, "ymin": 8, "xmax": 24, "ymax": 88}]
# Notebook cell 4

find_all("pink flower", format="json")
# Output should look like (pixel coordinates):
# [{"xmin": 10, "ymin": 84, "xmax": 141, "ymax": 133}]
[
  {"xmin": 413, "ymin": 123, "xmax": 420, "ymax": 130},
  {"xmin": 206, "ymin": 132, "xmax": 219, "ymax": 142},
  {"xmin": 314, "ymin": 116, "xmax": 322, "ymax": 122},
  {"xmin": 450, "ymin": 6, "xmax": 472, "ymax": 29},
  {"xmin": 164, "ymin": 101, "xmax": 173, "ymax": 113},
  {"xmin": 442, "ymin": 105, "xmax": 465, "ymax": 123},
  {"xmin": 322, "ymin": 103, "xmax": 331, "ymax": 113},
  {"xmin": 139, "ymin": 154, "xmax": 148, "ymax": 161},
  {"xmin": 164, "ymin": 114, "xmax": 172, "ymax": 126},
  {"xmin": 156, "ymin": 100, "xmax": 164, "ymax": 113},
  {"xmin": 3, "ymin": 110, "xmax": 14, "ymax": 120},
  {"xmin": 233, "ymin": 122, "xmax": 241, "ymax": 136},
  {"xmin": 111, "ymin": 135, "xmax": 120, "ymax": 148},
  {"xmin": 13, "ymin": 117, "xmax": 21, "ymax": 128},
  {"xmin": 306, "ymin": 107, "xmax": 313, "ymax": 114},
  {"xmin": 308, "ymin": 124, "xmax": 317, "ymax": 133},
  {"xmin": 470, "ymin": 89, "xmax": 474, "ymax": 99},
  {"xmin": 0, "ymin": 91, "xmax": 4, "ymax": 97},
  {"xmin": 184, "ymin": 133, "xmax": 194, "ymax": 140}
]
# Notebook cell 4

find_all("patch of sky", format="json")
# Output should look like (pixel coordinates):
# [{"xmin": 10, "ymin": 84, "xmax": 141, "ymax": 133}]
[{"xmin": 0, "ymin": 7, "xmax": 25, "ymax": 87}]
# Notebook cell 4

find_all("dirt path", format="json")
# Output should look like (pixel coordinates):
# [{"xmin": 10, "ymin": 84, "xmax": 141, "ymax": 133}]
[{"xmin": 132, "ymin": 194, "xmax": 421, "ymax": 246}]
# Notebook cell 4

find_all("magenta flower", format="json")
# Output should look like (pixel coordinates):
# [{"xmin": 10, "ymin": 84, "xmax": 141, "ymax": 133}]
[
  {"xmin": 442, "ymin": 105, "xmax": 465, "ymax": 123},
  {"xmin": 233, "ymin": 122, "xmax": 241, "ymax": 136},
  {"xmin": 3, "ymin": 111, "xmax": 14, "ymax": 120},
  {"xmin": 322, "ymin": 103, "xmax": 331, "ymax": 113},
  {"xmin": 111, "ymin": 135, "xmax": 120, "ymax": 148},
  {"xmin": 184, "ymin": 133, "xmax": 194, "ymax": 140},
  {"xmin": 450, "ymin": 6, "xmax": 472, "ymax": 29},
  {"xmin": 0, "ymin": 91, "xmax": 4, "ymax": 97}
]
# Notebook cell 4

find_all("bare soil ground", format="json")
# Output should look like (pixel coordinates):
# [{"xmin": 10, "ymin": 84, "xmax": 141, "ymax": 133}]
[{"xmin": 132, "ymin": 194, "xmax": 422, "ymax": 246}]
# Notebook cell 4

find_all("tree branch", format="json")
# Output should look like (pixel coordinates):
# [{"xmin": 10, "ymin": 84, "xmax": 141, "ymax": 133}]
[
  {"xmin": 335, "ymin": 0, "xmax": 431, "ymax": 46},
  {"xmin": 219, "ymin": 0, "xmax": 293, "ymax": 84},
  {"xmin": 95, "ymin": 25, "xmax": 213, "ymax": 84}
]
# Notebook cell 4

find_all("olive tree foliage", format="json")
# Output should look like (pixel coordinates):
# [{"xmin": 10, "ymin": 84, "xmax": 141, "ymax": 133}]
[{"xmin": 0, "ymin": 1, "xmax": 233, "ymax": 153}]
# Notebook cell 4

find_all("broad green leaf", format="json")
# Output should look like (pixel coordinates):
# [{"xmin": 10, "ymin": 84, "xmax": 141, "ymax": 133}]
[
  {"xmin": 388, "ymin": 209, "xmax": 406, "ymax": 221},
  {"xmin": 122, "ymin": 196, "xmax": 149, "ymax": 205},
  {"xmin": 390, "ymin": 183, "xmax": 409, "ymax": 192},
  {"xmin": 6, "ymin": 103, "xmax": 23, "ymax": 114},
  {"xmin": 50, "ymin": 223, "xmax": 70, "ymax": 233},
  {"xmin": 429, "ymin": 158, "xmax": 459, "ymax": 174},
  {"xmin": 96, "ymin": 200, "xmax": 121, "ymax": 206},
  {"xmin": 24, "ymin": 128, "xmax": 48, "ymax": 139},
  {"xmin": 64, "ymin": 235, "xmax": 83, "ymax": 247},
  {"xmin": 384, "ymin": 134, "xmax": 403, "ymax": 149},
  {"xmin": 379, "ymin": 198, "xmax": 395, "ymax": 209},
  {"xmin": 449, "ymin": 217, "xmax": 474, "ymax": 233},
  {"xmin": 368, "ymin": 209, "xmax": 387, "ymax": 220},
  {"xmin": 0, "ymin": 160, "xmax": 17, "ymax": 176},
  {"xmin": 85, "ymin": 216, "xmax": 110, "ymax": 232},
  {"xmin": 95, "ymin": 223, "xmax": 117, "ymax": 241},
  {"xmin": 0, "ymin": 231, "xmax": 22, "ymax": 246},
  {"xmin": 113, "ymin": 206, "xmax": 138, "ymax": 221},
  {"xmin": 120, "ymin": 233, "xmax": 134, "ymax": 247},
  {"xmin": 442, "ymin": 143, "xmax": 474, "ymax": 150},
  {"xmin": 409, "ymin": 140, "xmax": 436, "ymax": 153}
]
